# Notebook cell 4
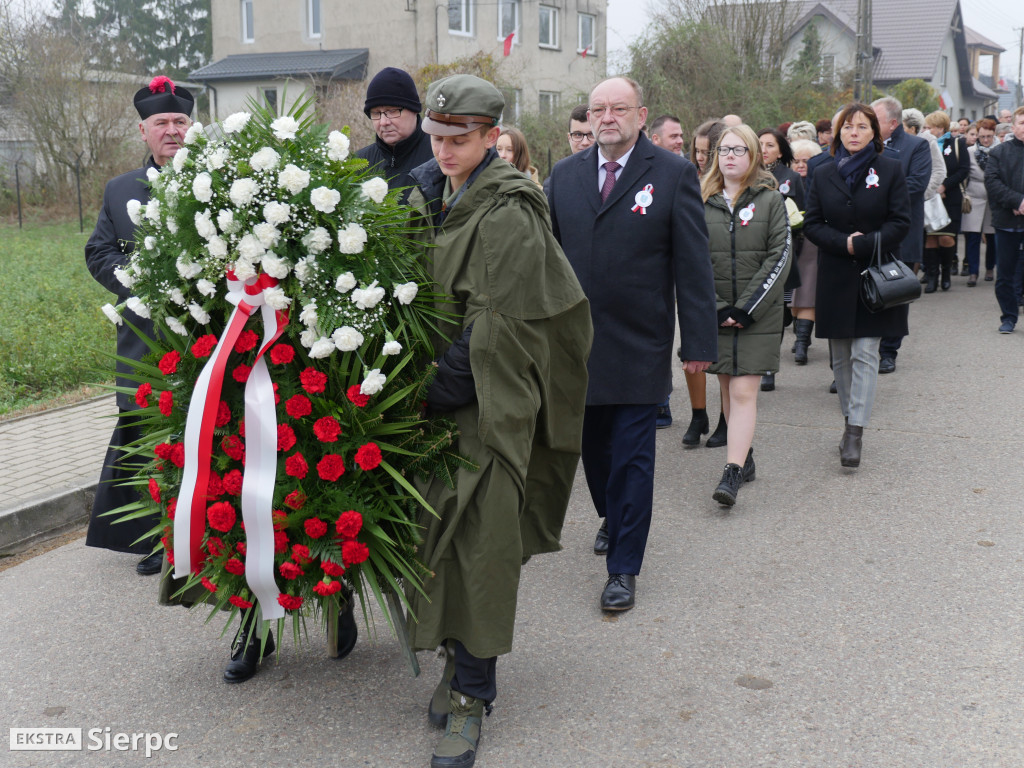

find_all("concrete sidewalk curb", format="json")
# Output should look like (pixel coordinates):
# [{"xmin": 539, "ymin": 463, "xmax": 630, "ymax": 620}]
[{"xmin": 0, "ymin": 484, "xmax": 95, "ymax": 555}]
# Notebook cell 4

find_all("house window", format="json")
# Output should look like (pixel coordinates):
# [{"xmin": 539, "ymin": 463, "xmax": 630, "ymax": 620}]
[
  {"xmin": 971, "ymin": 109, "xmax": 977, "ymax": 120},
  {"xmin": 261, "ymin": 87, "xmax": 278, "ymax": 115},
  {"xmin": 538, "ymin": 90, "xmax": 560, "ymax": 115},
  {"xmin": 502, "ymin": 88, "xmax": 521, "ymax": 124},
  {"xmin": 241, "ymin": 0, "xmax": 254, "ymax": 43},
  {"xmin": 940, "ymin": 55, "xmax": 948, "ymax": 87},
  {"xmin": 498, "ymin": 0, "xmax": 519, "ymax": 42},
  {"xmin": 818, "ymin": 54, "xmax": 835, "ymax": 85},
  {"xmin": 448, "ymin": 0, "xmax": 472, "ymax": 35},
  {"xmin": 307, "ymin": 0, "xmax": 322, "ymax": 38},
  {"xmin": 539, "ymin": 6, "xmax": 558, "ymax": 48},
  {"xmin": 578, "ymin": 13, "xmax": 595, "ymax": 55}
]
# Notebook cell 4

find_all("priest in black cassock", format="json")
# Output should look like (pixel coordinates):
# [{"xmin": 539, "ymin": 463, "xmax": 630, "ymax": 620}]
[{"xmin": 84, "ymin": 76, "xmax": 194, "ymax": 574}]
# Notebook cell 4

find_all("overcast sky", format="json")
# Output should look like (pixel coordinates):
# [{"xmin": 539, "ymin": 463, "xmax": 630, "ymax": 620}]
[{"xmin": 607, "ymin": 0, "xmax": 1023, "ymax": 83}]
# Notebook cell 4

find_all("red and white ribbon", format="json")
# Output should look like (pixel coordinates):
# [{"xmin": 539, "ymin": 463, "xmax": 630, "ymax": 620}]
[
  {"xmin": 632, "ymin": 184, "xmax": 654, "ymax": 214},
  {"xmin": 173, "ymin": 272, "xmax": 289, "ymax": 619}
]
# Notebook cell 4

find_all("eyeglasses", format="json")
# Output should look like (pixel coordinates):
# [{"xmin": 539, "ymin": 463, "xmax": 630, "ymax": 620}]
[
  {"xmin": 717, "ymin": 146, "xmax": 749, "ymax": 156},
  {"xmin": 569, "ymin": 131, "xmax": 595, "ymax": 142},
  {"xmin": 369, "ymin": 108, "xmax": 404, "ymax": 121},
  {"xmin": 588, "ymin": 105, "xmax": 639, "ymax": 119}
]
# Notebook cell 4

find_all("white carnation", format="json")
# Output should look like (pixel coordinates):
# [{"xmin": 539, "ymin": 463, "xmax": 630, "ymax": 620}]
[
  {"xmin": 327, "ymin": 130, "xmax": 350, "ymax": 162},
  {"xmin": 294, "ymin": 257, "xmax": 315, "ymax": 283},
  {"xmin": 143, "ymin": 236, "xmax": 157, "ymax": 251},
  {"xmin": 166, "ymin": 219, "xmax": 178, "ymax": 234},
  {"xmin": 309, "ymin": 336, "xmax": 335, "ymax": 358},
  {"xmin": 331, "ymin": 326, "xmax": 364, "ymax": 352},
  {"xmin": 197, "ymin": 278, "xmax": 217, "ymax": 297},
  {"xmin": 310, "ymin": 186, "xmax": 341, "ymax": 213},
  {"xmin": 382, "ymin": 340, "xmax": 402, "ymax": 356},
  {"xmin": 176, "ymin": 257, "xmax": 202, "ymax": 279},
  {"xmin": 360, "ymin": 368, "xmax": 387, "ymax": 395},
  {"xmin": 351, "ymin": 280, "xmax": 385, "ymax": 310},
  {"xmin": 125, "ymin": 296, "xmax": 150, "ymax": 319},
  {"xmin": 206, "ymin": 146, "xmax": 230, "ymax": 171},
  {"xmin": 278, "ymin": 164, "xmax": 311, "ymax": 195},
  {"xmin": 207, "ymin": 235, "xmax": 228, "ymax": 258},
  {"xmin": 302, "ymin": 226, "xmax": 331, "ymax": 254},
  {"xmin": 183, "ymin": 121, "xmax": 203, "ymax": 145},
  {"xmin": 253, "ymin": 222, "xmax": 280, "ymax": 248},
  {"xmin": 271, "ymin": 116, "xmax": 299, "ymax": 140},
  {"xmin": 299, "ymin": 301, "xmax": 319, "ymax": 327},
  {"xmin": 167, "ymin": 288, "xmax": 186, "ymax": 306},
  {"xmin": 188, "ymin": 302, "xmax": 211, "ymax": 325},
  {"xmin": 101, "ymin": 303, "xmax": 122, "ymax": 326},
  {"xmin": 229, "ymin": 177, "xmax": 258, "ymax": 207},
  {"xmin": 192, "ymin": 172, "xmax": 213, "ymax": 202},
  {"xmin": 237, "ymin": 233, "xmax": 266, "ymax": 261},
  {"xmin": 361, "ymin": 176, "xmax": 389, "ymax": 204},
  {"xmin": 299, "ymin": 328, "xmax": 318, "ymax": 348},
  {"xmin": 263, "ymin": 201, "xmax": 291, "ymax": 226},
  {"xmin": 250, "ymin": 146, "xmax": 280, "ymax": 172},
  {"xmin": 262, "ymin": 254, "xmax": 291, "ymax": 279},
  {"xmin": 113, "ymin": 267, "xmax": 135, "ymax": 289},
  {"xmin": 335, "ymin": 271, "xmax": 356, "ymax": 292},
  {"xmin": 146, "ymin": 166, "xmax": 160, "ymax": 182},
  {"xmin": 263, "ymin": 285, "xmax": 291, "ymax": 311},
  {"xmin": 126, "ymin": 199, "xmax": 143, "ymax": 225},
  {"xmin": 217, "ymin": 209, "xmax": 239, "ymax": 234},
  {"xmin": 222, "ymin": 111, "xmax": 251, "ymax": 134},
  {"xmin": 172, "ymin": 147, "xmax": 189, "ymax": 172},
  {"xmin": 145, "ymin": 198, "xmax": 161, "ymax": 223},
  {"xmin": 232, "ymin": 259, "xmax": 257, "ymax": 281},
  {"xmin": 166, "ymin": 316, "xmax": 189, "ymax": 335},
  {"xmin": 393, "ymin": 281, "xmax": 419, "ymax": 305},
  {"xmin": 194, "ymin": 210, "xmax": 217, "ymax": 239},
  {"xmin": 337, "ymin": 223, "xmax": 368, "ymax": 254}
]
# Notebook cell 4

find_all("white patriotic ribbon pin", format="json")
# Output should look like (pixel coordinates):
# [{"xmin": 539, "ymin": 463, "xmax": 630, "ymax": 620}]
[
  {"xmin": 866, "ymin": 168, "xmax": 879, "ymax": 188},
  {"xmin": 739, "ymin": 203, "xmax": 755, "ymax": 225},
  {"xmin": 631, "ymin": 184, "xmax": 654, "ymax": 214}
]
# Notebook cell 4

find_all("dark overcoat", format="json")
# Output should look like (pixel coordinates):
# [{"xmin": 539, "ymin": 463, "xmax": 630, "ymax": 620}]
[
  {"xmin": 883, "ymin": 124, "xmax": 932, "ymax": 263},
  {"xmin": 546, "ymin": 133, "xmax": 718, "ymax": 405},
  {"xmin": 804, "ymin": 151, "xmax": 911, "ymax": 339},
  {"xmin": 935, "ymin": 135, "xmax": 970, "ymax": 233}
]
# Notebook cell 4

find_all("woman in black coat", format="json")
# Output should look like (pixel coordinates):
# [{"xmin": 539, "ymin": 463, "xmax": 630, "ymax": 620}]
[
  {"xmin": 804, "ymin": 102, "xmax": 911, "ymax": 469},
  {"xmin": 922, "ymin": 110, "xmax": 970, "ymax": 290}
]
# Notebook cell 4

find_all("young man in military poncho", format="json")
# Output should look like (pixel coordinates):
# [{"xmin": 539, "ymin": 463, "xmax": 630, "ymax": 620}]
[{"xmin": 407, "ymin": 74, "xmax": 592, "ymax": 768}]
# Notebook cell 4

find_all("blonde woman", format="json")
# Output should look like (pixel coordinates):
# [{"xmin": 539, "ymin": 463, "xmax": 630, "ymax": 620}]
[
  {"xmin": 496, "ymin": 126, "xmax": 541, "ymax": 187},
  {"xmin": 701, "ymin": 125, "xmax": 791, "ymax": 505}
]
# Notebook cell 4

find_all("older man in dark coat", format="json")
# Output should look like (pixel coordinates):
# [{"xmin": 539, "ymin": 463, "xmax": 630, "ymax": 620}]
[
  {"xmin": 547, "ymin": 76, "xmax": 718, "ymax": 612},
  {"xmin": 84, "ymin": 76, "xmax": 193, "ymax": 573}
]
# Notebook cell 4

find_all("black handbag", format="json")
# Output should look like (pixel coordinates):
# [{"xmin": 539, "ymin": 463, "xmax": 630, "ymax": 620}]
[{"xmin": 860, "ymin": 233, "xmax": 921, "ymax": 312}]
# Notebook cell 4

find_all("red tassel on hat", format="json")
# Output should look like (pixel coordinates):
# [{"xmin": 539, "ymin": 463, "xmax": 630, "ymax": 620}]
[{"xmin": 149, "ymin": 75, "xmax": 176, "ymax": 94}]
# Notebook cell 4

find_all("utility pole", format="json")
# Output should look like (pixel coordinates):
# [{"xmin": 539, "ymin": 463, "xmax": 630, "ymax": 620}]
[
  {"xmin": 1017, "ymin": 27, "xmax": 1023, "ymax": 107},
  {"xmin": 854, "ymin": 0, "xmax": 873, "ymax": 101}
]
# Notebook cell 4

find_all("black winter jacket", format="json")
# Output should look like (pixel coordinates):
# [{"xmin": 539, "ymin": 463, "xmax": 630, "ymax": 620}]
[
  {"xmin": 355, "ymin": 121, "xmax": 434, "ymax": 200},
  {"xmin": 984, "ymin": 137, "xmax": 1024, "ymax": 231}
]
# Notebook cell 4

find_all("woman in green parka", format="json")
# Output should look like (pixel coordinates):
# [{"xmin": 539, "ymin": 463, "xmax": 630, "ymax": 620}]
[{"xmin": 701, "ymin": 124, "xmax": 791, "ymax": 506}]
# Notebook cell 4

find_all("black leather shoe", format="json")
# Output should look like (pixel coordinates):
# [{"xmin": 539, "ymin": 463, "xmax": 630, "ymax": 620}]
[
  {"xmin": 681, "ymin": 410, "xmax": 709, "ymax": 447},
  {"xmin": 840, "ymin": 424, "xmax": 863, "ymax": 468},
  {"xmin": 878, "ymin": 357, "xmax": 896, "ymax": 374},
  {"xmin": 224, "ymin": 626, "xmax": 275, "ymax": 684},
  {"xmin": 593, "ymin": 520, "xmax": 609, "ymax": 555},
  {"xmin": 600, "ymin": 573, "xmax": 636, "ymax": 611},
  {"xmin": 335, "ymin": 588, "xmax": 358, "ymax": 660},
  {"xmin": 136, "ymin": 551, "xmax": 163, "ymax": 575},
  {"xmin": 829, "ymin": 380, "xmax": 837, "ymax": 394},
  {"xmin": 705, "ymin": 413, "xmax": 727, "ymax": 448}
]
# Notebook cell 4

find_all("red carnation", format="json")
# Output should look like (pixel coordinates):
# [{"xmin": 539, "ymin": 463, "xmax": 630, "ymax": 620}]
[
  {"xmin": 236, "ymin": 541, "xmax": 247, "ymax": 556},
  {"xmin": 222, "ymin": 468, "xmax": 243, "ymax": 496},
  {"xmin": 166, "ymin": 549, "xmax": 175, "ymax": 565},
  {"xmin": 215, "ymin": 401, "xmax": 232, "ymax": 427},
  {"xmin": 167, "ymin": 497, "xmax": 177, "ymax": 518},
  {"xmin": 273, "ymin": 382, "xmax": 280, "ymax": 404},
  {"xmin": 233, "ymin": 364, "xmax": 251, "ymax": 383},
  {"xmin": 342, "ymin": 540, "xmax": 370, "ymax": 566},
  {"xmin": 313, "ymin": 416, "xmax": 342, "ymax": 443},
  {"xmin": 207, "ymin": 501, "xmax": 237, "ymax": 532},
  {"xmin": 274, "ymin": 530, "xmax": 289, "ymax": 553},
  {"xmin": 206, "ymin": 536, "xmax": 226, "ymax": 557},
  {"xmin": 279, "ymin": 561, "xmax": 304, "ymax": 580},
  {"xmin": 300, "ymin": 367, "xmax": 328, "ymax": 394},
  {"xmin": 169, "ymin": 443, "xmax": 185, "ymax": 468},
  {"xmin": 346, "ymin": 384, "xmax": 370, "ymax": 407},
  {"xmin": 222, "ymin": 434, "xmax": 245, "ymax": 461},
  {"xmin": 277, "ymin": 423, "xmax": 297, "ymax": 451},
  {"xmin": 238, "ymin": 419, "xmax": 246, "ymax": 437},
  {"xmin": 304, "ymin": 517, "xmax": 328, "ymax": 539},
  {"xmin": 135, "ymin": 382, "xmax": 152, "ymax": 408},
  {"xmin": 314, "ymin": 580, "xmax": 343, "ymax": 596},
  {"xmin": 224, "ymin": 557, "xmax": 245, "ymax": 575},
  {"xmin": 322, "ymin": 560, "xmax": 345, "ymax": 577},
  {"xmin": 206, "ymin": 471, "xmax": 224, "ymax": 499},
  {"xmin": 285, "ymin": 452, "xmax": 308, "ymax": 479},
  {"xmin": 270, "ymin": 344, "xmax": 295, "ymax": 365},
  {"xmin": 335, "ymin": 510, "xmax": 363, "ymax": 539},
  {"xmin": 160, "ymin": 535, "xmax": 171, "ymax": 551},
  {"xmin": 229, "ymin": 595, "xmax": 253, "ymax": 609},
  {"xmin": 285, "ymin": 394, "xmax": 312, "ymax": 419},
  {"xmin": 272, "ymin": 510, "xmax": 288, "ymax": 531},
  {"xmin": 158, "ymin": 390, "xmax": 173, "ymax": 416},
  {"xmin": 201, "ymin": 576, "xmax": 218, "ymax": 593},
  {"xmin": 277, "ymin": 593, "xmax": 304, "ymax": 611},
  {"xmin": 317, "ymin": 454, "xmax": 345, "ymax": 481},
  {"xmin": 291, "ymin": 544, "xmax": 312, "ymax": 564},
  {"xmin": 191, "ymin": 334, "xmax": 218, "ymax": 358},
  {"xmin": 354, "ymin": 442, "xmax": 382, "ymax": 471},
  {"xmin": 148, "ymin": 478, "xmax": 161, "ymax": 504},
  {"xmin": 234, "ymin": 329, "xmax": 259, "ymax": 354},
  {"xmin": 158, "ymin": 350, "xmax": 180, "ymax": 375},
  {"xmin": 284, "ymin": 490, "xmax": 306, "ymax": 510}
]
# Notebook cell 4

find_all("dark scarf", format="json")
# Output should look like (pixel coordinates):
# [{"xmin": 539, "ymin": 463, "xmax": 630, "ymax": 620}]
[
  {"xmin": 834, "ymin": 144, "xmax": 876, "ymax": 188},
  {"xmin": 974, "ymin": 142, "xmax": 991, "ymax": 172}
]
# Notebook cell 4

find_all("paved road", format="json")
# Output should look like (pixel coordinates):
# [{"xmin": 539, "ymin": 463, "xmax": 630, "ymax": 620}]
[{"xmin": 2, "ymin": 276, "xmax": 1023, "ymax": 767}]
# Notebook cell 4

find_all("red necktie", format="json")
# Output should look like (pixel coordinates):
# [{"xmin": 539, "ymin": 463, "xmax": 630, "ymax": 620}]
[{"xmin": 601, "ymin": 161, "xmax": 621, "ymax": 203}]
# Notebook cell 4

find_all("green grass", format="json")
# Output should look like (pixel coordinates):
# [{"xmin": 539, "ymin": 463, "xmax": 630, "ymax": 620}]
[{"xmin": 0, "ymin": 220, "xmax": 117, "ymax": 415}]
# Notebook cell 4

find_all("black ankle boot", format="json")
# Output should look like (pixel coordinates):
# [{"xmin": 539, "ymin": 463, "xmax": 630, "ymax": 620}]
[
  {"xmin": 793, "ymin": 319, "xmax": 813, "ymax": 364},
  {"xmin": 760, "ymin": 373, "xmax": 775, "ymax": 391},
  {"xmin": 681, "ymin": 409, "xmax": 709, "ymax": 447},
  {"xmin": 713, "ymin": 463, "xmax": 743, "ymax": 506},
  {"xmin": 741, "ymin": 447, "xmax": 755, "ymax": 482},
  {"xmin": 939, "ymin": 244, "xmax": 955, "ymax": 290},
  {"xmin": 839, "ymin": 424, "xmax": 863, "ymax": 468},
  {"xmin": 923, "ymin": 248, "xmax": 939, "ymax": 293},
  {"xmin": 224, "ymin": 624, "xmax": 275, "ymax": 683},
  {"xmin": 334, "ymin": 587, "xmax": 358, "ymax": 660},
  {"xmin": 705, "ymin": 412, "xmax": 727, "ymax": 448}
]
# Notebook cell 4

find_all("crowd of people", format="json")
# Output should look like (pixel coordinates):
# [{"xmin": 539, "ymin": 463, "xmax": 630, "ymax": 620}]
[{"xmin": 83, "ymin": 64, "xmax": 1024, "ymax": 768}]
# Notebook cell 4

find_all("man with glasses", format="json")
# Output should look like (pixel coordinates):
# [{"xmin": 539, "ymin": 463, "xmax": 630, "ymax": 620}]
[
  {"xmin": 544, "ymin": 104, "xmax": 594, "ymax": 195},
  {"xmin": 356, "ymin": 67, "xmax": 434, "ymax": 197},
  {"xmin": 547, "ymin": 76, "xmax": 718, "ymax": 612}
]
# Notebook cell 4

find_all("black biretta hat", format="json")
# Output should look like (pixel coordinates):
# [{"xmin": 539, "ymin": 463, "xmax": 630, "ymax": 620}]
[{"xmin": 134, "ymin": 76, "xmax": 195, "ymax": 120}]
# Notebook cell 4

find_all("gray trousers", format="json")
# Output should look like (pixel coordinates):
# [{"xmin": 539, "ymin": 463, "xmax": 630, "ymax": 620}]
[{"xmin": 831, "ymin": 337, "xmax": 880, "ymax": 427}]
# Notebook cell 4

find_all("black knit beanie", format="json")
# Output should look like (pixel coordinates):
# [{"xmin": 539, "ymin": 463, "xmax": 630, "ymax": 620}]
[{"xmin": 363, "ymin": 67, "xmax": 422, "ymax": 117}]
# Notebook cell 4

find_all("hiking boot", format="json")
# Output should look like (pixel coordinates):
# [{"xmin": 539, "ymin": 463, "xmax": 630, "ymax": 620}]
[
  {"xmin": 431, "ymin": 690, "xmax": 487, "ymax": 768},
  {"xmin": 428, "ymin": 643, "xmax": 456, "ymax": 727},
  {"xmin": 741, "ymin": 447, "xmax": 755, "ymax": 482},
  {"xmin": 712, "ymin": 463, "xmax": 743, "ymax": 506}
]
